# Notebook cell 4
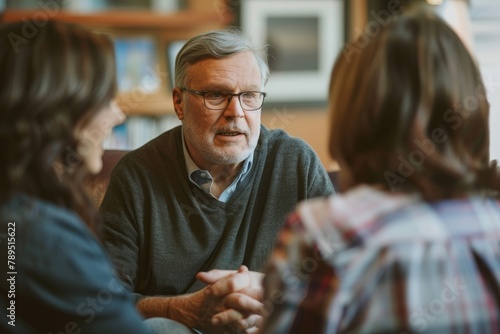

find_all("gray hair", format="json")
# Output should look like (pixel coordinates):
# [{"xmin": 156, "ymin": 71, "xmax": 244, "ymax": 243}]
[{"xmin": 174, "ymin": 27, "xmax": 269, "ymax": 89}]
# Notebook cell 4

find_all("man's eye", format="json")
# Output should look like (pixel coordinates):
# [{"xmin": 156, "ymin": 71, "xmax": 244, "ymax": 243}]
[
  {"xmin": 206, "ymin": 91, "xmax": 226, "ymax": 99},
  {"xmin": 242, "ymin": 92, "xmax": 258, "ymax": 100}
]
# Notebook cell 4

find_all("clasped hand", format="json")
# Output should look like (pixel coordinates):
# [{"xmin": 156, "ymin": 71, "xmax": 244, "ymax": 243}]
[{"xmin": 195, "ymin": 265, "xmax": 265, "ymax": 333}]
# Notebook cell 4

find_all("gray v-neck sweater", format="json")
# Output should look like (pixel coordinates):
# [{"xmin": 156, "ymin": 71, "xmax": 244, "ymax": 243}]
[{"xmin": 100, "ymin": 125, "xmax": 334, "ymax": 297}]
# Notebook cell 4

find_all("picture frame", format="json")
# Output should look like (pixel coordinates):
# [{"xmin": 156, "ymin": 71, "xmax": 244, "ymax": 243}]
[{"xmin": 241, "ymin": 0, "xmax": 344, "ymax": 106}]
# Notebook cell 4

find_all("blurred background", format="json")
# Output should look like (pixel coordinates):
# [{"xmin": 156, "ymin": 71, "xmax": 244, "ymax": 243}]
[{"xmin": 1, "ymin": 0, "xmax": 498, "ymax": 171}]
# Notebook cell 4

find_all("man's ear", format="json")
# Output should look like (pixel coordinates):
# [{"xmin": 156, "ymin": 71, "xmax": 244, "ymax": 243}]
[{"xmin": 172, "ymin": 88, "xmax": 184, "ymax": 120}]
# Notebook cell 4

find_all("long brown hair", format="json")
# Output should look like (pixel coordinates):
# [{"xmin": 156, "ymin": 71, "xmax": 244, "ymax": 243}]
[
  {"xmin": 328, "ymin": 7, "xmax": 498, "ymax": 200},
  {"xmin": 0, "ymin": 20, "xmax": 117, "ymax": 231}
]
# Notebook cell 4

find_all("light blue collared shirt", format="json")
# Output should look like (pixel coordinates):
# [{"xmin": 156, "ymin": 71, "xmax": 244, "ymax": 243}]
[{"xmin": 182, "ymin": 130, "xmax": 254, "ymax": 203}]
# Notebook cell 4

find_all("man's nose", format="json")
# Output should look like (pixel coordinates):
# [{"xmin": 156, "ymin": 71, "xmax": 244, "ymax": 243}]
[{"xmin": 223, "ymin": 95, "xmax": 245, "ymax": 118}]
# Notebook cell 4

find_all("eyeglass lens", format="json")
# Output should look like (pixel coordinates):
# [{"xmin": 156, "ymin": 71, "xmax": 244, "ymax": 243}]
[{"xmin": 204, "ymin": 92, "xmax": 264, "ymax": 111}]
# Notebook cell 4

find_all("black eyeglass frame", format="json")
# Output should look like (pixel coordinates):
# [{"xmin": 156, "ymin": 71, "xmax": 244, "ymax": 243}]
[{"xmin": 181, "ymin": 88, "xmax": 267, "ymax": 111}]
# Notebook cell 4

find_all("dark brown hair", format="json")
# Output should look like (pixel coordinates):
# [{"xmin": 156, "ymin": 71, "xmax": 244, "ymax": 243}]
[
  {"xmin": 329, "ymin": 8, "xmax": 497, "ymax": 200},
  {"xmin": 0, "ymin": 20, "xmax": 117, "ymax": 231}
]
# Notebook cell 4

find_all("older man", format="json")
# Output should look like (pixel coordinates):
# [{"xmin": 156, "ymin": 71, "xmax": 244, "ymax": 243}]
[{"xmin": 100, "ymin": 27, "xmax": 334, "ymax": 333}]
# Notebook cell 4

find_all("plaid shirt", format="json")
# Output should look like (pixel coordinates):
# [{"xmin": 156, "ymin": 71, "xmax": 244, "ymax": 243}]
[{"xmin": 261, "ymin": 185, "xmax": 500, "ymax": 333}]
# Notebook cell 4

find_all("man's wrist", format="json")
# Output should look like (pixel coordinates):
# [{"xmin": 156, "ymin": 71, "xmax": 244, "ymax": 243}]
[
  {"xmin": 137, "ymin": 296, "xmax": 173, "ymax": 319},
  {"xmin": 137, "ymin": 294, "xmax": 199, "ymax": 329}
]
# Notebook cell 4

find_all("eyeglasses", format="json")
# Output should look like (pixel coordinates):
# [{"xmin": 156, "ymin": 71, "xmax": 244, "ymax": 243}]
[{"xmin": 181, "ymin": 89, "xmax": 266, "ymax": 111}]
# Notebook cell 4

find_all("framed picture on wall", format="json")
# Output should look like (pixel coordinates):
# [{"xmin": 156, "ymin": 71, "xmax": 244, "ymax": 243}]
[{"xmin": 241, "ymin": 0, "xmax": 344, "ymax": 106}]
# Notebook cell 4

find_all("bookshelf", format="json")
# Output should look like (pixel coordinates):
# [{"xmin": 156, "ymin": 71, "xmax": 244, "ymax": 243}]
[
  {"xmin": 1, "ymin": 9, "xmax": 233, "ymax": 115},
  {"xmin": 1, "ymin": 6, "xmax": 233, "ymax": 149}
]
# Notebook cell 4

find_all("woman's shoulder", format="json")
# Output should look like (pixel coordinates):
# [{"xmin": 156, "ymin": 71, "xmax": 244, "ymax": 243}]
[
  {"xmin": 293, "ymin": 186, "xmax": 420, "ymax": 253},
  {"xmin": 1, "ymin": 194, "xmax": 101, "ymax": 258},
  {"xmin": 297, "ymin": 186, "xmax": 417, "ymax": 228},
  {"xmin": 2, "ymin": 193, "xmax": 85, "ymax": 227},
  {"xmin": 0, "ymin": 194, "xmax": 150, "ymax": 333},
  {"xmin": 295, "ymin": 187, "xmax": 500, "ymax": 253},
  {"xmin": 1, "ymin": 194, "xmax": 112, "ymax": 292}
]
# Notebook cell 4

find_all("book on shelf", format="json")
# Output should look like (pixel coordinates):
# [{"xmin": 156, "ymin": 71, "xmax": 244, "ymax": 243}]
[{"xmin": 104, "ymin": 115, "xmax": 181, "ymax": 150}]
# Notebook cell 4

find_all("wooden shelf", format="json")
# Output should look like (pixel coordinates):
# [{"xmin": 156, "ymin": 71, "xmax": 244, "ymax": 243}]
[
  {"xmin": 0, "ymin": 10, "xmax": 233, "ymax": 34},
  {"xmin": 117, "ymin": 91, "xmax": 174, "ymax": 116}
]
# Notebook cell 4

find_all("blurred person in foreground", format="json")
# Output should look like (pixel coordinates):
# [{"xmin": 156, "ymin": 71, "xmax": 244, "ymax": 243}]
[
  {"xmin": 261, "ymin": 7, "xmax": 500, "ymax": 334},
  {"xmin": 99, "ymin": 27, "xmax": 334, "ymax": 333},
  {"xmin": 0, "ymin": 20, "xmax": 191, "ymax": 333}
]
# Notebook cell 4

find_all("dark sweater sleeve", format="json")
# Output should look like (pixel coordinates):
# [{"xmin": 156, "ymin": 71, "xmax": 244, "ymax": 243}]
[
  {"xmin": 305, "ymin": 142, "xmax": 336, "ymax": 198},
  {"xmin": 277, "ymin": 131, "xmax": 335, "ymax": 199}
]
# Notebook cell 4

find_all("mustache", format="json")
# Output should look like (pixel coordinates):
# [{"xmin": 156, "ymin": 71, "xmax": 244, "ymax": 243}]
[{"xmin": 215, "ymin": 125, "xmax": 248, "ymax": 135}]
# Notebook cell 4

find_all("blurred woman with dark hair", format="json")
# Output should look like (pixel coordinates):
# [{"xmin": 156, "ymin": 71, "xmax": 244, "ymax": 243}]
[
  {"xmin": 0, "ymin": 20, "xmax": 189, "ymax": 333},
  {"xmin": 261, "ymin": 6, "xmax": 500, "ymax": 333}
]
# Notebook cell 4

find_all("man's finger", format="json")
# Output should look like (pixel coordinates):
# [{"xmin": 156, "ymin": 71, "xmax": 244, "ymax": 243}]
[
  {"xmin": 243, "ymin": 314, "xmax": 263, "ymax": 331},
  {"xmin": 205, "ymin": 271, "xmax": 252, "ymax": 296},
  {"xmin": 215, "ymin": 314, "xmax": 263, "ymax": 333},
  {"xmin": 211, "ymin": 308, "xmax": 244, "ymax": 326},
  {"xmin": 239, "ymin": 287, "xmax": 264, "ymax": 301},
  {"xmin": 223, "ymin": 293, "xmax": 265, "ymax": 315},
  {"xmin": 196, "ymin": 269, "xmax": 237, "ymax": 284}
]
